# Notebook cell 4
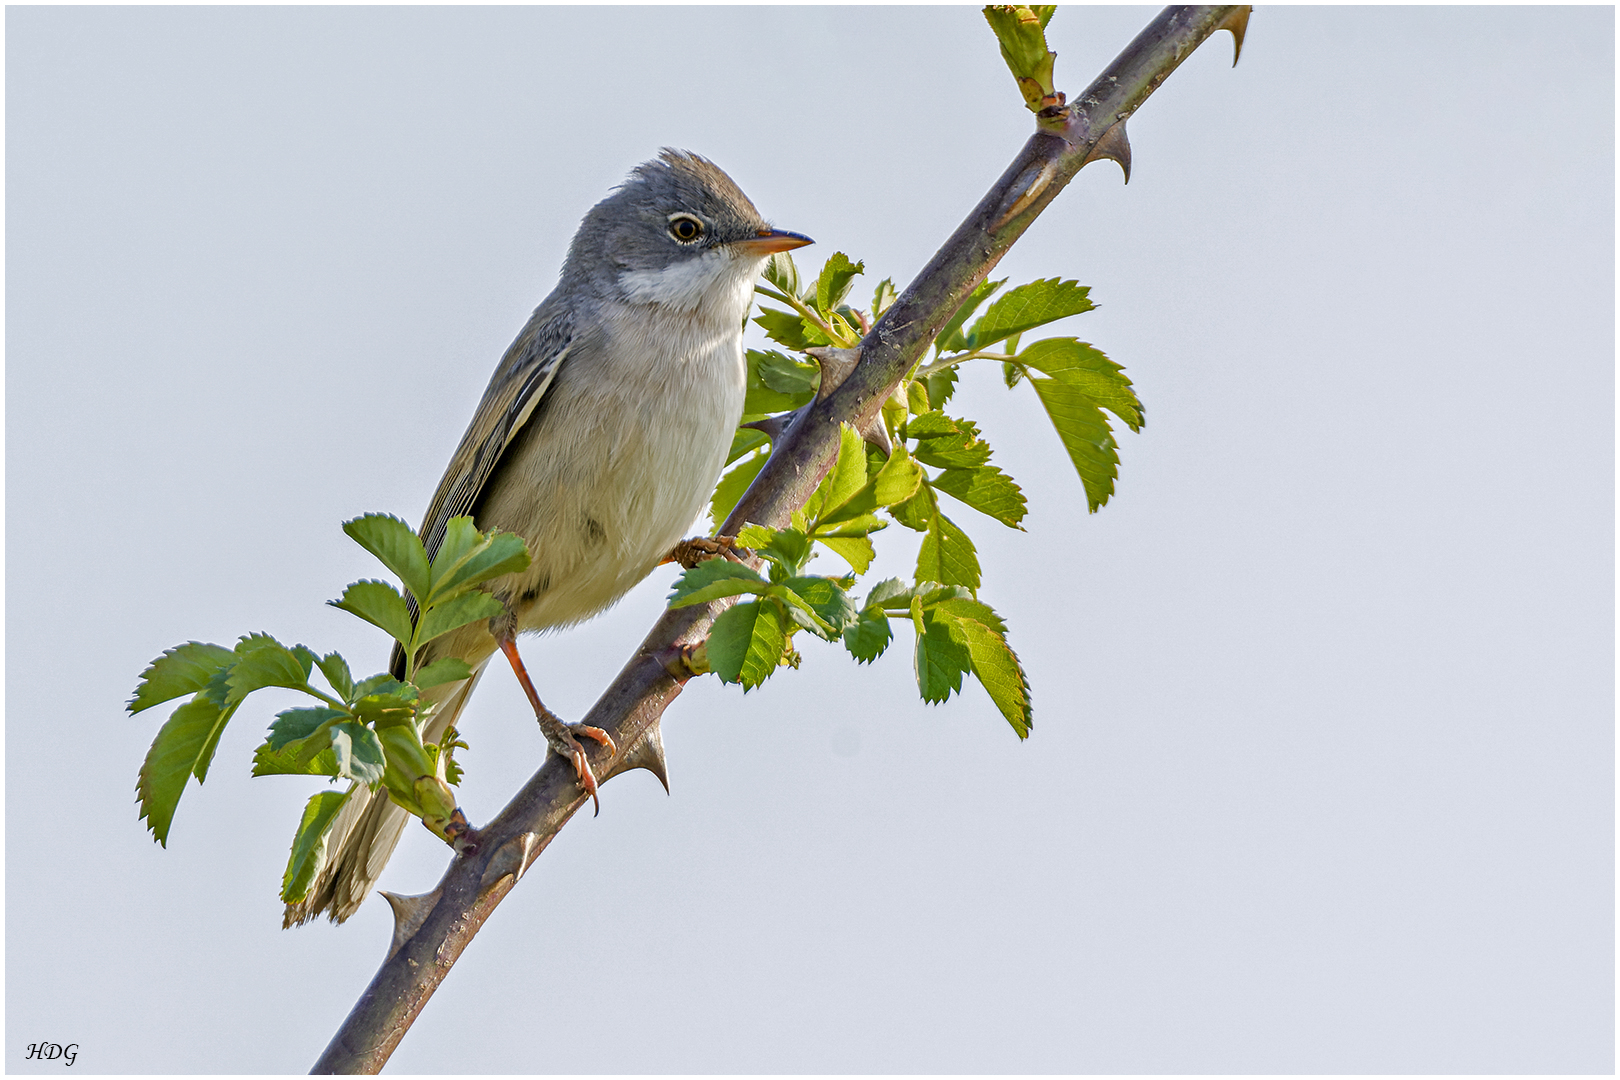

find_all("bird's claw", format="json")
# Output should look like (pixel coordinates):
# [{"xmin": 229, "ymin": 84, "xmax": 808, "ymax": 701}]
[
  {"xmin": 663, "ymin": 534, "xmax": 752, "ymax": 570},
  {"xmin": 545, "ymin": 720, "xmax": 617, "ymax": 816}
]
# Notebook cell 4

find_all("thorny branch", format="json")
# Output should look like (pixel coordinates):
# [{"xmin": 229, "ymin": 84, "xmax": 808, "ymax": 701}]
[{"xmin": 311, "ymin": 6, "xmax": 1250, "ymax": 1072}]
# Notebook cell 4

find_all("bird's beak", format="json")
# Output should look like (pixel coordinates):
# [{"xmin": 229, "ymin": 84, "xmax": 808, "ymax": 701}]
[{"xmin": 731, "ymin": 228, "xmax": 814, "ymax": 256}]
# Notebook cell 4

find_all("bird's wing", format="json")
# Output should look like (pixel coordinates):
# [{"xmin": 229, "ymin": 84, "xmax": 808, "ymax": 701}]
[{"xmin": 418, "ymin": 307, "xmax": 574, "ymax": 566}]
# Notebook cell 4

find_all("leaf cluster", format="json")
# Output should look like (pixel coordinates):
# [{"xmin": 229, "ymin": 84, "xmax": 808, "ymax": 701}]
[{"xmin": 130, "ymin": 514, "xmax": 529, "ymax": 903}]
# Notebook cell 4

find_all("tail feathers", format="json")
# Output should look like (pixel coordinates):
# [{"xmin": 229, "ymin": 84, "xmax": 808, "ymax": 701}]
[{"xmin": 282, "ymin": 662, "xmax": 488, "ymax": 927}]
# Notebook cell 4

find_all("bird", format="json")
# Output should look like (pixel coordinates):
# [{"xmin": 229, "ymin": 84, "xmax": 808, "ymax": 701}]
[{"xmin": 285, "ymin": 150, "xmax": 812, "ymax": 926}]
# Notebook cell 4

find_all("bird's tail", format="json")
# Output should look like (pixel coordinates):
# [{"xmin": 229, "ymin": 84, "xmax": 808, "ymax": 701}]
[{"xmin": 281, "ymin": 661, "xmax": 488, "ymax": 928}]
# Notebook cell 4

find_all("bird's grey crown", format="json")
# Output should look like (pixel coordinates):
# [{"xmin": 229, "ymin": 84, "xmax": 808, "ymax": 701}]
[{"xmin": 560, "ymin": 149, "xmax": 768, "ymax": 295}]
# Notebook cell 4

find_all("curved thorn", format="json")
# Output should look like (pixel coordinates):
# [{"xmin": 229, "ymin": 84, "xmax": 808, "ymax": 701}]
[
  {"xmin": 1084, "ymin": 120, "xmax": 1132, "ymax": 184},
  {"xmin": 1219, "ymin": 6, "xmax": 1251, "ymax": 67},
  {"xmin": 381, "ymin": 889, "xmax": 442, "ymax": 960},
  {"xmin": 604, "ymin": 719, "xmax": 670, "ymax": 793},
  {"xmin": 477, "ymin": 832, "xmax": 537, "ymax": 896}
]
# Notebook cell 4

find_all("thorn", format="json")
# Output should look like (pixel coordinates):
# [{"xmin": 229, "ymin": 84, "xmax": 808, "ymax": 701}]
[
  {"xmin": 1218, "ymin": 6, "xmax": 1251, "ymax": 66},
  {"xmin": 478, "ymin": 832, "xmax": 538, "ymax": 896},
  {"xmin": 991, "ymin": 157, "xmax": 1059, "ymax": 230},
  {"xmin": 1083, "ymin": 119, "xmax": 1132, "ymax": 184},
  {"xmin": 381, "ymin": 888, "xmax": 442, "ymax": 960},
  {"xmin": 604, "ymin": 719, "xmax": 670, "ymax": 793},
  {"xmin": 806, "ymin": 345, "xmax": 862, "ymax": 400},
  {"xmin": 859, "ymin": 414, "xmax": 893, "ymax": 456}
]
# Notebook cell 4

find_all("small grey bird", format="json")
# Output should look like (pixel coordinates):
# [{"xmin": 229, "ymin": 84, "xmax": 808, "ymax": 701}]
[{"xmin": 286, "ymin": 150, "xmax": 811, "ymax": 926}]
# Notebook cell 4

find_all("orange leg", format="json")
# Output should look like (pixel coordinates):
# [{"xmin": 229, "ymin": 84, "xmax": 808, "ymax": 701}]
[{"xmin": 497, "ymin": 636, "xmax": 617, "ymax": 815}]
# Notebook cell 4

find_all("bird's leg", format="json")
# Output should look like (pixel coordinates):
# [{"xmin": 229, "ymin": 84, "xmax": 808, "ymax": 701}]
[
  {"xmin": 662, "ymin": 534, "xmax": 752, "ymax": 569},
  {"xmin": 495, "ymin": 636, "xmax": 616, "ymax": 815}
]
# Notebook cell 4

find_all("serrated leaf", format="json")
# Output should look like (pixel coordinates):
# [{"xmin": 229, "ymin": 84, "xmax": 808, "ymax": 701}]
[
  {"xmin": 281, "ymin": 789, "xmax": 352, "ymax": 903},
  {"xmin": 913, "ymin": 603, "xmax": 972, "ymax": 704},
  {"xmin": 753, "ymin": 308, "xmax": 815, "ymax": 352},
  {"xmin": 342, "ymin": 513, "xmax": 431, "ymax": 603},
  {"xmin": 350, "ymin": 673, "xmax": 398, "ymax": 701},
  {"xmin": 928, "ymin": 595, "xmax": 1009, "ymax": 635},
  {"xmin": 816, "ymin": 535, "xmax": 875, "ymax": 574},
  {"xmin": 762, "ymin": 250, "xmax": 804, "ymax": 300},
  {"xmin": 966, "ymin": 279, "xmax": 1093, "ymax": 350},
  {"xmin": 191, "ymin": 699, "xmax": 239, "ymax": 784},
  {"xmin": 429, "ymin": 528, "xmax": 530, "ymax": 600},
  {"xmin": 759, "ymin": 350, "xmax": 820, "ymax": 396},
  {"xmin": 756, "ymin": 527, "xmax": 812, "ymax": 575},
  {"xmin": 842, "ymin": 608, "xmax": 893, "ymax": 664},
  {"xmin": 290, "ymin": 644, "xmax": 319, "ymax": 679},
  {"xmin": 316, "ymin": 652, "xmax": 354, "ymax": 702},
  {"xmin": 128, "ymin": 642, "xmax": 236, "ymax": 715},
  {"xmin": 351, "ymin": 690, "xmax": 419, "ymax": 730},
  {"xmin": 909, "ymin": 413, "xmax": 993, "ymax": 469},
  {"xmin": 414, "ymin": 657, "xmax": 475, "ymax": 689},
  {"xmin": 955, "ymin": 615, "xmax": 1031, "ymax": 737},
  {"xmin": 744, "ymin": 348, "xmax": 816, "ymax": 415},
  {"xmin": 707, "ymin": 600, "xmax": 787, "ymax": 690},
  {"xmin": 268, "ymin": 706, "xmax": 347, "ymax": 751},
  {"xmin": 226, "ymin": 643, "xmax": 312, "ymax": 705},
  {"xmin": 1016, "ymin": 338, "xmax": 1144, "ymax": 431},
  {"xmin": 668, "ymin": 559, "xmax": 768, "ymax": 608},
  {"xmin": 820, "ymin": 449, "xmax": 925, "ymax": 525},
  {"xmin": 816, "ymin": 252, "xmax": 865, "ymax": 314},
  {"xmin": 137, "ymin": 696, "xmax": 229, "ymax": 845},
  {"xmin": 866, "ymin": 578, "xmax": 914, "ymax": 610},
  {"xmin": 925, "ymin": 366, "xmax": 959, "ymax": 410},
  {"xmin": 872, "ymin": 277, "xmax": 898, "ymax": 317},
  {"xmin": 251, "ymin": 739, "xmax": 339, "ymax": 777},
  {"xmin": 429, "ymin": 516, "xmax": 481, "ymax": 585},
  {"xmin": 329, "ymin": 580, "xmax": 414, "ymax": 648},
  {"xmin": 1003, "ymin": 360, "xmax": 1024, "ymax": 388},
  {"xmin": 917, "ymin": 508, "xmax": 981, "ymax": 591},
  {"xmin": 937, "ymin": 278, "xmax": 1006, "ymax": 355},
  {"xmin": 416, "ymin": 589, "xmax": 506, "ymax": 646},
  {"xmin": 1027, "ymin": 374, "xmax": 1123, "ymax": 512},
  {"xmin": 329, "ymin": 721, "xmax": 387, "ymax": 787},
  {"xmin": 710, "ymin": 450, "xmax": 768, "ymax": 532},
  {"xmin": 779, "ymin": 576, "xmax": 857, "ymax": 637},
  {"xmin": 889, "ymin": 482, "xmax": 936, "ymax": 532},
  {"xmin": 932, "ymin": 465, "xmax": 1028, "ymax": 529},
  {"xmin": 802, "ymin": 424, "xmax": 868, "ymax": 527}
]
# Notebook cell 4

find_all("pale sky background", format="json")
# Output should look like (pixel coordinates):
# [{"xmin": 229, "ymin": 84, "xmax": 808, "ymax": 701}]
[{"xmin": 6, "ymin": 5, "xmax": 1613, "ymax": 1074}]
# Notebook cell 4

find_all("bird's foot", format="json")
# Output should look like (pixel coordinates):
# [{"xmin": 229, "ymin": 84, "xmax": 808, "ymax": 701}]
[
  {"xmin": 663, "ymin": 534, "xmax": 752, "ymax": 569},
  {"xmin": 537, "ymin": 708, "xmax": 617, "ymax": 816}
]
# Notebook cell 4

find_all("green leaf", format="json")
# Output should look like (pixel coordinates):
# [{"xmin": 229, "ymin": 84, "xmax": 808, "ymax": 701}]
[
  {"xmin": 871, "ymin": 277, "xmax": 898, "ymax": 318},
  {"xmin": 706, "ymin": 600, "xmax": 787, "ymax": 690},
  {"xmin": 128, "ymin": 642, "xmax": 236, "ymax": 715},
  {"xmin": 816, "ymin": 252, "xmax": 865, "ymax": 314},
  {"xmin": 913, "ymin": 603, "xmax": 972, "ymax": 704},
  {"xmin": 316, "ymin": 652, "xmax": 355, "ymax": 702},
  {"xmin": 955, "ymin": 614, "xmax": 1032, "ymax": 737},
  {"xmin": 780, "ymin": 576, "xmax": 857, "ymax": 637},
  {"xmin": 802, "ymin": 424, "xmax": 868, "ymax": 527},
  {"xmin": 744, "ymin": 348, "xmax": 816, "ymax": 415},
  {"xmin": 416, "ymin": 589, "xmax": 506, "ymax": 646},
  {"xmin": 191, "ymin": 699, "xmax": 239, "ymax": 784},
  {"xmin": 889, "ymin": 483, "xmax": 936, "ymax": 532},
  {"xmin": 328, "ymin": 580, "xmax": 415, "ymax": 648},
  {"xmin": 820, "ymin": 448, "xmax": 925, "ymax": 525},
  {"xmin": 755, "ymin": 527, "xmax": 813, "ymax": 576},
  {"xmin": 924, "ymin": 365, "xmax": 959, "ymax": 411},
  {"xmin": 342, "ymin": 513, "xmax": 431, "ymax": 604},
  {"xmin": 428, "ymin": 527, "xmax": 530, "ymax": 600},
  {"xmin": 842, "ymin": 608, "xmax": 893, "ymax": 664},
  {"xmin": 816, "ymin": 535, "xmax": 876, "ymax": 574},
  {"xmin": 668, "ymin": 559, "xmax": 768, "ymax": 608},
  {"xmin": 753, "ymin": 308, "xmax": 815, "ymax": 352},
  {"xmin": 908, "ymin": 413, "xmax": 993, "ymax": 469},
  {"xmin": 983, "ymin": 5, "xmax": 1059, "ymax": 112},
  {"xmin": 917, "ymin": 507, "xmax": 981, "ymax": 591},
  {"xmin": 928, "ymin": 595, "xmax": 1009, "ymax": 634},
  {"xmin": 351, "ymin": 690, "xmax": 419, "ymax": 730},
  {"xmin": 251, "ymin": 739, "xmax": 339, "ymax": 777},
  {"xmin": 726, "ymin": 427, "xmax": 770, "ymax": 464},
  {"xmin": 429, "ymin": 517, "xmax": 481, "ymax": 586},
  {"xmin": 268, "ymin": 706, "xmax": 347, "ymax": 750},
  {"xmin": 226, "ymin": 641, "xmax": 313, "ymax": 705},
  {"xmin": 414, "ymin": 657, "xmax": 475, "ymax": 689},
  {"xmin": 931, "ymin": 465, "xmax": 1028, "ymax": 529},
  {"xmin": 710, "ymin": 450, "xmax": 768, "ymax": 532},
  {"xmin": 761, "ymin": 250, "xmax": 804, "ymax": 300},
  {"xmin": 866, "ymin": 578, "xmax": 914, "ymax": 610},
  {"xmin": 281, "ymin": 789, "xmax": 352, "ymax": 904},
  {"xmin": 1003, "ymin": 360, "xmax": 1024, "ymax": 389},
  {"xmin": 1016, "ymin": 338, "xmax": 1144, "ymax": 431},
  {"xmin": 1027, "ymin": 374, "xmax": 1123, "ymax": 512},
  {"xmin": 137, "ymin": 696, "xmax": 228, "ymax": 845},
  {"xmin": 329, "ymin": 721, "xmax": 388, "ymax": 787},
  {"xmin": 966, "ymin": 279, "xmax": 1093, "ymax": 350},
  {"xmin": 350, "ymin": 673, "xmax": 399, "ymax": 701},
  {"xmin": 936, "ymin": 278, "xmax": 1005, "ymax": 355}
]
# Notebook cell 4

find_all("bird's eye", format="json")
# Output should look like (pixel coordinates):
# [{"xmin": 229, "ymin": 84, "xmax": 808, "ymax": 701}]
[{"xmin": 667, "ymin": 214, "xmax": 705, "ymax": 244}]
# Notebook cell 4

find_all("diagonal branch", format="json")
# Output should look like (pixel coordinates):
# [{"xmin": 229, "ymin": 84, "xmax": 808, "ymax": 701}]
[{"xmin": 310, "ymin": 6, "xmax": 1249, "ymax": 1073}]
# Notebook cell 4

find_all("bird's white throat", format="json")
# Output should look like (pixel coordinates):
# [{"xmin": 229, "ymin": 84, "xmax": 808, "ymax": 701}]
[{"xmin": 617, "ymin": 249, "xmax": 760, "ymax": 322}]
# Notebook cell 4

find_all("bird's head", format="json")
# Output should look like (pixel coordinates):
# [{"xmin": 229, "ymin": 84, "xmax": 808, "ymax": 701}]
[{"xmin": 566, "ymin": 149, "xmax": 812, "ymax": 317}]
